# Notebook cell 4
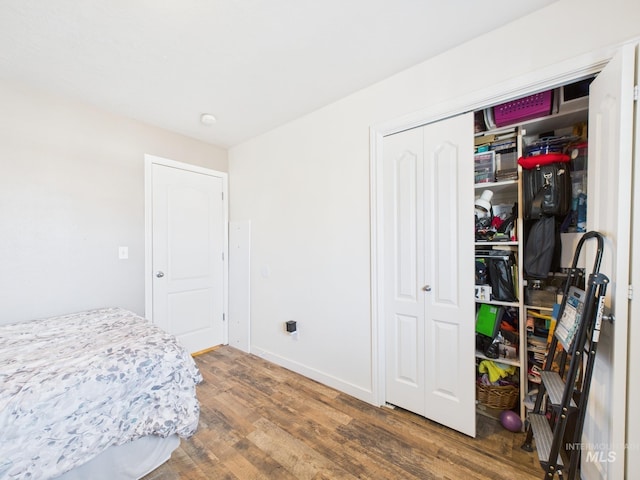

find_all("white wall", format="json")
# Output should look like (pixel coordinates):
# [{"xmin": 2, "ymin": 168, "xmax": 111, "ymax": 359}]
[
  {"xmin": 0, "ymin": 80, "xmax": 227, "ymax": 324},
  {"xmin": 228, "ymin": 0, "xmax": 640, "ymax": 403}
]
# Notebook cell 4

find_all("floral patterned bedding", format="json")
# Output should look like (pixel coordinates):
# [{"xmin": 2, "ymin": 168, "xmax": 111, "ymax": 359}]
[{"xmin": 0, "ymin": 307, "xmax": 202, "ymax": 480}]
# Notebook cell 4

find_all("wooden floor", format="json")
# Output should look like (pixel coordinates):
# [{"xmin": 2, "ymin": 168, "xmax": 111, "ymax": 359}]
[{"xmin": 144, "ymin": 346, "xmax": 543, "ymax": 480}]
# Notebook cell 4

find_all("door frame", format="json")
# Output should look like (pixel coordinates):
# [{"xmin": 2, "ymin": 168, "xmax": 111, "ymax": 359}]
[
  {"xmin": 371, "ymin": 49, "xmax": 609, "ymax": 406},
  {"xmin": 144, "ymin": 154, "xmax": 229, "ymax": 345},
  {"xmin": 370, "ymin": 41, "xmax": 633, "ymax": 455}
]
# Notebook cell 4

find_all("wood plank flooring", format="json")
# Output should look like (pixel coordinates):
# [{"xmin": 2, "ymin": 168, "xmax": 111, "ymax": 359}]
[{"xmin": 144, "ymin": 346, "xmax": 542, "ymax": 480}]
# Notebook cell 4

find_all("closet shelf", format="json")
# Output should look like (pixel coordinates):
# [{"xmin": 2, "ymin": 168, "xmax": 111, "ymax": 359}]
[
  {"xmin": 475, "ymin": 350, "xmax": 521, "ymax": 368},
  {"xmin": 476, "ymin": 299, "xmax": 519, "ymax": 308}
]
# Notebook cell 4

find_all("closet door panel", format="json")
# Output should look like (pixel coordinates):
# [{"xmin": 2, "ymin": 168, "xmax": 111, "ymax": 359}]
[
  {"xmin": 427, "ymin": 141, "xmax": 461, "ymax": 305},
  {"xmin": 384, "ymin": 126, "xmax": 426, "ymax": 416},
  {"xmin": 423, "ymin": 113, "xmax": 475, "ymax": 438},
  {"xmin": 581, "ymin": 44, "xmax": 635, "ymax": 480},
  {"xmin": 395, "ymin": 150, "xmax": 419, "ymax": 301},
  {"xmin": 383, "ymin": 113, "xmax": 475, "ymax": 437}
]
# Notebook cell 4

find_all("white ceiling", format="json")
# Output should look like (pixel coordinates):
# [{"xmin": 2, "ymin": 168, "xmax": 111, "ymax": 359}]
[{"xmin": 0, "ymin": 0, "xmax": 557, "ymax": 148}]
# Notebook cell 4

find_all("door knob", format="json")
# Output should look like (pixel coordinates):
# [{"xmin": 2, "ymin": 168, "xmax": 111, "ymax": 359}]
[
  {"xmin": 156, "ymin": 271, "xmax": 165, "ymax": 278},
  {"xmin": 422, "ymin": 285, "xmax": 431, "ymax": 292}
]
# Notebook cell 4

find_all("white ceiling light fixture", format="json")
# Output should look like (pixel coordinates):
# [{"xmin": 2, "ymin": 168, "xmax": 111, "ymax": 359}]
[{"xmin": 200, "ymin": 113, "xmax": 217, "ymax": 126}]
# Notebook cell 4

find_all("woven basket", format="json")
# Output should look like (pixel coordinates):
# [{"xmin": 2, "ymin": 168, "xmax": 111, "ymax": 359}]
[{"xmin": 476, "ymin": 382, "xmax": 519, "ymax": 409}]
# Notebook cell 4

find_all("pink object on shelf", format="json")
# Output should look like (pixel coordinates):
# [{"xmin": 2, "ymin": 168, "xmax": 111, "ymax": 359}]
[
  {"xmin": 517, "ymin": 152, "xmax": 570, "ymax": 169},
  {"xmin": 493, "ymin": 90, "xmax": 553, "ymax": 127}
]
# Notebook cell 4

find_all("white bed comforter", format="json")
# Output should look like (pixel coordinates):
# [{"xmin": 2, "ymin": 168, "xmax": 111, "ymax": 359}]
[{"xmin": 0, "ymin": 307, "xmax": 202, "ymax": 480}]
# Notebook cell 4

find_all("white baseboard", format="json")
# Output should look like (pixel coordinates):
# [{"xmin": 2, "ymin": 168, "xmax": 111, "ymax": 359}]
[{"xmin": 251, "ymin": 346, "xmax": 376, "ymax": 406}]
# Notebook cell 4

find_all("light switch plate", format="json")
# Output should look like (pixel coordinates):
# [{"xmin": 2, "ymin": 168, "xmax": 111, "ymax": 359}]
[{"xmin": 118, "ymin": 246, "xmax": 129, "ymax": 260}]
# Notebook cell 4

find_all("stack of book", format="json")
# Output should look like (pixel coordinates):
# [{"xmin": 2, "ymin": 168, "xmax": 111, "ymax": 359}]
[
  {"xmin": 527, "ymin": 334, "xmax": 548, "ymax": 383},
  {"xmin": 496, "ymin": 168, "xmax": 518, "ymax": 182},
  {"xmin": 475, "ymin": 130, "xmax": 518, "ymax": 182}
]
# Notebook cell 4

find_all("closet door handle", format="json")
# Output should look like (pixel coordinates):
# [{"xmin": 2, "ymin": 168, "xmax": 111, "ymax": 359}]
[
  {"xmin": 422, "ymin": 285, "xmax": 431, "ymax": 292},
  {"xmin": 156, "ymin": 271, "xmax": 165, "ymax": 278}
]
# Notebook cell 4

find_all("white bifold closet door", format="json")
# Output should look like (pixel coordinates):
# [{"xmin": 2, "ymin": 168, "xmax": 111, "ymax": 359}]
[
  {"xmin": 580, "ymin": 44, "xmax": 636, "ymax": 480},
  {"xmin": 383, "ymin": 113, "xmax": 476, "ymax": 438}
]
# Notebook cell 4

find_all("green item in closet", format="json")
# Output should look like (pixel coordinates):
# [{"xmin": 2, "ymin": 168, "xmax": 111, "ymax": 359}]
[{"xmin": 476, "ymin": 304, "xmax": 502, "ymax": 338}]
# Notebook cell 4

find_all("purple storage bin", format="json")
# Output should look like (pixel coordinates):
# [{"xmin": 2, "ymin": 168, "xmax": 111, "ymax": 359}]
[{"xmin": 493, "ymin": 90, "xmax": 553, "ymax": 127}]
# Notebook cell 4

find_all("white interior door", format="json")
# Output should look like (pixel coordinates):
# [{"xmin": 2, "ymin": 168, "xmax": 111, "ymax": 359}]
[
  {"xmin": 384, "ymin": 113, "xmax": 475, "ymax": 437},
  {"xmin": 580, "ymin": 44, "xmax": 635, "ymax": 480},
  {"xmin": 148, "ymin": 157, "xmax": 227, "ymax": 354}
]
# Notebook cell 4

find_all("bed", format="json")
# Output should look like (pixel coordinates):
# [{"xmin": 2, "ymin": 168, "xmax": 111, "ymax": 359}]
[{"xmin": 0, "ymin": 307, "xmax": 202, "ymax": 480}]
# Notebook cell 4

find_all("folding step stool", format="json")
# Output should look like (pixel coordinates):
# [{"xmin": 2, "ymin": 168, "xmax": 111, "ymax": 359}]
[{"xmin": 521, "ymin": 231, "xmax": 609, "ymax": 480}]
